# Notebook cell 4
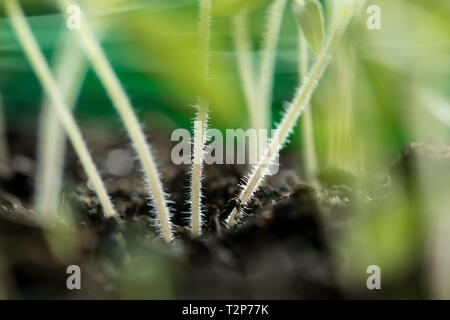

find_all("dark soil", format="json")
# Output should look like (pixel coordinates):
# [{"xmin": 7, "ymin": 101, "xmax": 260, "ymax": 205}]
[{"xmin": 0, "ymin": 129, "xmax": 446, "ymax": 299}]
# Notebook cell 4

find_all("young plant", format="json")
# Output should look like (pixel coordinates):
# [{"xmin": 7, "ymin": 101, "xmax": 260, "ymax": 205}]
[
  {"xmin": 258, "ymin": 0, "xmax": 287, "ymax": 130},
  {"xmin": 293, "ymin": 0, "xmax": 325, "ymax": 185},
  {"xmin": 298, "ymin": 34, "xmax": 319, "ymax": 185},
  {"xmin": 34, "ymin": 33, "xmax": 87, "ymax": 218},
  {"xmin": 233, "ymin": 0, "xmax": 286, "ymax": 132},
  {"xmin": 292, "ymin": 0, "xmax": 325, "ymax": 54},
  {"xmin": 232, "ymin": 11, "xmax": 257, "ymax": 128},
  {"xmin": 227, "ymin": 2, "xmax": 359, "ymax": 227},
  {"xmin": 3, "ymin": 0, "xmax": 116, "ymax": 218},
  {"xmin": 190, "ymin": 0, "xmax": 212, "ymax": 237},
  {"xmin": 57, "ymin": 0, "xmax": 173, "ymax": 242}
]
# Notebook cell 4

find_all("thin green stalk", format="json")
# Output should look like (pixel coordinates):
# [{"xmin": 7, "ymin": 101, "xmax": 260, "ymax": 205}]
[
  {"xmin": 34, "ymin": 32, "xmax": 87, "ymax": 217},
  {"xmin": 190, "ymin": 0, "xmax": 212, "ymax": 237},
  {"xmin": 258, "ymin": 0, "xmax": 287, "ymax": 130},
  {"xmin": 57, "ymin": 0, "xmax": 173, "ymax": 242},
  {"xmin": 299, "ymin": 33, "xmax": 318, "ymax": 186},
  {"xmin": 233, "ymin": 12, "xmax": 257, "ymax": 129},
  {"xmin": 327, "ymin": 45, "xmax": 359, "ymax": 172},
  {"xmin": 3, "ymin": 0, "xmax": 116, "ymax": 218},
  {"xmin": 227, "ymin": 6, "xmax": 356, "ymax": 227}
]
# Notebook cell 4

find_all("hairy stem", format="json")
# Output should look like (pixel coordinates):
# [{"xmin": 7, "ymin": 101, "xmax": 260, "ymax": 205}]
[
  {"xmin": 57, "ymin": 0, "xmax": 173, "ymax": 242},
  {"xmin": 190, "ymin": 0, "xmax": 212, "ymax": 237},
  {"xmin": 299, "ymin": 33, "xmax": 318, "ymax": 185},
  {"xmin": 233, "ymin": 12, "xmax": 257, "ymax": 129},
  {"xmin": 258, "ymin": 0, "xmax": 287, "ymax": 130},
  {"xmin": 227, "ymin": 7, "xmax": 355, "ymax": 227},
  {"xmin": 191, "ymin": 112, "xmax": 208, "ymax": 237},
  {"xmin": 34, "ymin": 32, "xmax": 87, "ymax": 217},
  {"xmin": 4, "ymin": 0, "xmax": 116, "ymax": 218}
]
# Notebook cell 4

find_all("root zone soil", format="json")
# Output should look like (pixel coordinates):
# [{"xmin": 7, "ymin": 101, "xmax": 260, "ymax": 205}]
[{"xmin": 0, "ymin": 128, "xmax": 446, "ymax": 299}]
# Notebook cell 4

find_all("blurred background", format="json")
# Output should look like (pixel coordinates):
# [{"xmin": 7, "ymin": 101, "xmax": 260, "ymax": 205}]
[{"xmin": 0, "ymin": 0, "xmax": 449, "ymax": 299}]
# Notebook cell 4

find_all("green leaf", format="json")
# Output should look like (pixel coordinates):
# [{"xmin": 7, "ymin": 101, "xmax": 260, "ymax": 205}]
[{"xmin": 292, "ymin": 0, "xmax": 325, "ymax": 53}]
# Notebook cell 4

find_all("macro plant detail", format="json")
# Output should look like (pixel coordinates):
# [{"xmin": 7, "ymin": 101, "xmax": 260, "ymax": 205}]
[
  {"xmin": 34, "ymin": 32, "xmax": 87, "ymax": 219},
  {"xmin": 292, "ymin": 0, "xmax": 324, "ymax": 54},
  {"xmin": 227, "ymin": 1, "xmax": 358, "ymax": 226},
  {"xmin": 232, "ymin": 0, "xmax": 287, "ymax": 143},
  {"xmin": 3, "ymin": 0, "xmax": 117, "ymax": 219},
  {"xmin": 57, "ymin": 0, "xmax": 175, "ymax": 242},
  {"xmin": 0, "ymin": 0, "xmax": 449, "ymax": 301},
  {"xmin": 190, "ymin": 0, "xmax": 212, "ymax": 238},
  {"xmin": 294, "ymin": 0, "xmax": 324, "ymax": 185}
]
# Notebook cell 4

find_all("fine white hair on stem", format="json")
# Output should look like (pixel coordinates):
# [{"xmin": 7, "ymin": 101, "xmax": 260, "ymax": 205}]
[
  {"xmin": 258, "ymin": 0, "xmax": 287, "ymax": 130},
  {"xmin": 34, "ymin": 32, "xmax": 87, "ymax": 218},
  {"xmin": 190, "ymin": 0, "xmax": 212, "ymax": 237},
  {"xmin": 56, "ymin": 0, "xmax": 173, "ymax": 242},
  {"xmin": 232, "ymin": 11, "xmax": 257, "ymax": 129},
  {"xmin": 227, "ymin": 6, "xmax": 356, "ymax": 227},
  {"xmin": 190, "ymin": 112, "xmax": 208, "ymax": 237},
  {"xmin": 3, "ymin": 0, "xmax": 116, "ymax": 218},
  {"xmin": 0, "ymin": 92, "xmax": 10, "ymax": 177}
]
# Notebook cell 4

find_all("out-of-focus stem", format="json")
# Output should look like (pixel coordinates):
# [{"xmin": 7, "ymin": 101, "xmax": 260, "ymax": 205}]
[
  {"xmin": 258, "ymin": 0, "xmax": 287, "ymax": 130},
  {"xmin": 34, "ymin": 32, "xmax": 87, "ymax": 218},
  {"xmin": 299, "ymin": 34, "xmax": 318, "ymax": 186},
  {"xmin": 233, "ymin": 12, "xmax": 257, "ymax": 129},
  {"xmin": 4, "ymin": 0, "xmax": 116, "ymax": 218}
]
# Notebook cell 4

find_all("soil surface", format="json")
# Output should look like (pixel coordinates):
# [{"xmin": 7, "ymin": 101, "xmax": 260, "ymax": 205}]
[{"xmin": 0, "ymin": 129, "xmax": 447, "ymax": 299}]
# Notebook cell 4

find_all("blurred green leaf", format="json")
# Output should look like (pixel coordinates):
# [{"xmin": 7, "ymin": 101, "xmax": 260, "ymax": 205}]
[{"xmin": 292, "ymin": 0, "xmax": 324, "ymax": 53}]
